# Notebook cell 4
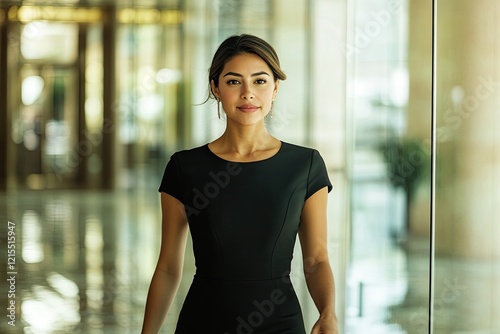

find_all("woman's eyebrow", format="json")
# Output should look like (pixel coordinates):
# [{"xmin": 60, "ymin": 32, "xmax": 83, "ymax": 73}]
[{"xmin": 223, "ymin": 71, "xmax": 271, "ymax": 77}]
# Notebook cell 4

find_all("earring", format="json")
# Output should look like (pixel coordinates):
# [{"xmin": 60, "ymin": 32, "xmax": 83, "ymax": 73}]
[
  {"xmin": 217, "ymin": 98, "xmax": 221, "ymax": 119},
  {"xmin": 270, "ymin": 99, "xmax": 275, "ymax": 119}
]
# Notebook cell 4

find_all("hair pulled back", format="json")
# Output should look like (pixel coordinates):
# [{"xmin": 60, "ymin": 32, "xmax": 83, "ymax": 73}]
[{"xmin": 208, "ymin": 34, "xmax": 286, "ymax": 99}]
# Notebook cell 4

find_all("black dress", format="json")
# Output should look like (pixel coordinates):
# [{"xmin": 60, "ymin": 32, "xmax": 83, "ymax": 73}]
[{"xmin": 159, "ymin": 141, "xmax": 332, "ymax": 334}]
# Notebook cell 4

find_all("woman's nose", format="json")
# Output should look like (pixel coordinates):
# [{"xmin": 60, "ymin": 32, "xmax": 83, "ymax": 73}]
[{"xmin": 240, "ymin": 83, "xmax": 254, "ymax": 100}]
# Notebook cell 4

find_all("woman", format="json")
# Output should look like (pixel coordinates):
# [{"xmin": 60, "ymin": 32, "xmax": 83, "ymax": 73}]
[{"xmin": 141, "ymin": 34, "xmax": 338, "ymax": 334}]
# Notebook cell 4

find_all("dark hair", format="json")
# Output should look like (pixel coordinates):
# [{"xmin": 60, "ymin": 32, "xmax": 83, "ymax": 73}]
[{"xmin": 208, "ymin": 34, "xmax": 287, "ymax": 99}]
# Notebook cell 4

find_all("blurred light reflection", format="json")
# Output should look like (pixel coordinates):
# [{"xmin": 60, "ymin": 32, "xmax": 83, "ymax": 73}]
[
  {"xmin": 137, "ymin": 94, "xmax": 163, "ymax": 122},
  {"xmin": 21, "ymin": 210, "xmax": 44, "ymax": 263},
  {"xmin": 22, "ymin": 284, "xmax": 80, "ymax": 333},
  {"xmin": 156, "ymin": 68, "xmax": 182, "ymax": 84},
  {"xmin": 21, "ymin": 22, "xmax": 77, "ymax": 62},
  {"xmin": 85, "ymin": 96, "xmax": 104, "ymax": 129},
  {"xmin": 22, "ymin": 75, "xmax": 45, "ymax": 105},
  {"xmin": 15, "ymin": 6, "xmax": 100, "ymax": 23},
  {"xmin": 23, "ymin": 129, "xmax": 39, "ymax": 151},
  {"xmin": 45, "ymin": 120, "xmax": 70, "ymax": 155},
  {"xmin": 47, "ymin": 272, "xmax": 79, "ymax": 299},
  {"xmin": 85, "ymin": 218, "xmax": 104, "ymax": 314}
]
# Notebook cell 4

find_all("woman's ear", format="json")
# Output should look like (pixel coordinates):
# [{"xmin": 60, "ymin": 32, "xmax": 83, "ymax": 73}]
[
  {"xmin": 273, "ymin": 79, "xmax": 280, "ymax": 99},
  {"xmin": 211, "ymin": 80, "xmax": 219, "ymax": 100}
]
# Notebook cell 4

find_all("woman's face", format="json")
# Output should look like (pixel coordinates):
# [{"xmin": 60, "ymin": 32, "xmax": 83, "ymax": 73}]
[{"xmin": 212, "ymin": 53, "xmax": 279, "ymax": 126}]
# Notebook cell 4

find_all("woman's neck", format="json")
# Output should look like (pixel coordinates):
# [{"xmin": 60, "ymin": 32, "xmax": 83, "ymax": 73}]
[{"xmin": 209, "ymin": 122, "xmax": 281, "ymax": 160}]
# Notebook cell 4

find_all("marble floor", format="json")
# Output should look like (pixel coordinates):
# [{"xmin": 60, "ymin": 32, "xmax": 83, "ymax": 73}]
[{"xmin": 1, "ymin": 188, "xmax": 499, "ymax": 333}]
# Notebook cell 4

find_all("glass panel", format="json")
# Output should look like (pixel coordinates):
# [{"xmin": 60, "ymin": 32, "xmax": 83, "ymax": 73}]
[
  {"xmin": 115, "ymin": 23, "xmax": 181, "ymax": 189},
  {"xmin": 434, "ymin": 0, "xmax": 500, "ymax": 332},
  {"xmin": 346, "ymin": 0, "xmax": 432, "ymax": 332}
]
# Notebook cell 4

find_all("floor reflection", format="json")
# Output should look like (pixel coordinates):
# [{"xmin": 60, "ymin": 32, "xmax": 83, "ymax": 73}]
[
  {"xmin": 346, "ymin": 174, "xmax": 430, "ymax": 334},
  {"xmin": 346, "ymin": 175, "xmax": 500, "ymax": 333},
  {"xmin": 1, "ymin": 190, "xmax": 160, "ymax": 333}
]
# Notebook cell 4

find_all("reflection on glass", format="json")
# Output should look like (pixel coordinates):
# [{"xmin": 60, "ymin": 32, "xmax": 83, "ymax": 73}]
[
  {"xmin": 115, "ymin": 23, "xmax": 181, "ymax": 189},
  {"xmin": 21, "ymin": 210, "xmax": 43, "ymax": 263},
  {"xmin": 346, "ymin": 0, "xmax": 431, "ymax": 332}
]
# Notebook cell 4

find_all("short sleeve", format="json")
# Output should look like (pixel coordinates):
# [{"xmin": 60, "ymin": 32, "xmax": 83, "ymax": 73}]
[
  {"xmin": 306, "ymin": 150, "xmax": 333, "ymax": 199},
  {"xmin": 158, "ymin": 153, "xmax": 184, "ymax": 203}
]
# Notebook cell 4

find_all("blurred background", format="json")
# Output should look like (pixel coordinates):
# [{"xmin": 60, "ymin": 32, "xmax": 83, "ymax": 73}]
[{"xmin": 0, "ymin": 0, "xmax": 498, "ymax": 333}]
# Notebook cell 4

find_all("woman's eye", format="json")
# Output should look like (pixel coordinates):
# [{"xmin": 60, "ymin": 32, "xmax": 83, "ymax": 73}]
[
  {"xmin": 226, "ymin": 79, "xmax": 239, "ymax": 85},
  {"xmin": 255, "ymin": 79, "xmax": 267, "ymax": 84}
]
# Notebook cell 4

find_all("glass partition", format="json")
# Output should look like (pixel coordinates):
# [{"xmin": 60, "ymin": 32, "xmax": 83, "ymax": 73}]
[
  {"xmin": 434, "ymin": 0, "xmax": 500, "ymax": 332},
  {"xmin": 345, "ymin": 0, "xmax": 432, "ymax": 332},
  {"xmin": 346, "ymin": 0, "xmax": 500, "ymax": 333}
]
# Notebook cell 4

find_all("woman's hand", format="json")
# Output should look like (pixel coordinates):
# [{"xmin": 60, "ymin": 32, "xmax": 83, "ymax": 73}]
[{"xmin": 311, "ymin": 313, "xmax": 339, "ymax": 334}]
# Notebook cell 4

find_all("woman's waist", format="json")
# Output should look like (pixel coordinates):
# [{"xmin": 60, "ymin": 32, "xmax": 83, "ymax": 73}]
[
  {"xmin": 187, "ymin": 273, "xmax": 299, "ymax": 307},
  {"xmin": 193, "ymin": 272, "xmax": 292, "ymax": 283}
]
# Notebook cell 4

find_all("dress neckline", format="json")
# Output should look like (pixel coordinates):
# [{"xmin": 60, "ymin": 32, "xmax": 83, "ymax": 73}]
[{"xmin": 205, "ymin": 141, "xmax": 285, "ymax": 164}]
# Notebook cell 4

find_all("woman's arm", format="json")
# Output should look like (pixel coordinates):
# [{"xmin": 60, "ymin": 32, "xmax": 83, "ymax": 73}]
[
  {"xmin": 299, "ymin": 187, "xmax": 338, "ymax": 334},
  {"xmin": 141, "ymin": 193, "xmax": 189, "ymax": 334}
]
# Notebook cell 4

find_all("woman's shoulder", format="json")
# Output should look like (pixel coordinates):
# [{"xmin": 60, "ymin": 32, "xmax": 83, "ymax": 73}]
[
  {"xmin": 172, "ymin": 144, "xmax": 208, "ymax": 160},
  {"xmin": 279, "ymin": 142, "xmax": 328, "ymax": 168},
  {"xmin": 173, "ymin": 143, "xmax": 207, "ymax": 155},
  {"xmin": 281, "ymin": 141, "xmax": 321, "ymax": 156},
  {"xmin": 169, "ymin": 144, "xmax": 210, "ymax": 163}
]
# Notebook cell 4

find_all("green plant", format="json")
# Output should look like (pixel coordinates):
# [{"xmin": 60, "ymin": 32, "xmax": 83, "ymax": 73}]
[{"xmin": 379, "ymin": 138, "xmax": 431, "ymax": 227}]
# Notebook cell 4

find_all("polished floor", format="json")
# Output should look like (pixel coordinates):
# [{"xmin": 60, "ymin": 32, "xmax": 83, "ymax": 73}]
[
  {"xmin": 1, "ymin": 187, "xmax": 499, "ymax": 333},
  {"xmin": 1, "ymin": 190, "xmax": 159, "ymax": 333}
]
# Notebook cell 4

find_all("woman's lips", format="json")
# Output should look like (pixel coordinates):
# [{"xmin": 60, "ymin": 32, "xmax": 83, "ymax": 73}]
[{"xmin": 237, "ymin": 104, "xmax": 259, "ymax": 112}]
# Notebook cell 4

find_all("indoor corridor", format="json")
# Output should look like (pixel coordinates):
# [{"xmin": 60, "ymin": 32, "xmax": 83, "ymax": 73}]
[{"xmin": 2, "ymin": 0, "xmax": 500, "ymax": 333}]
